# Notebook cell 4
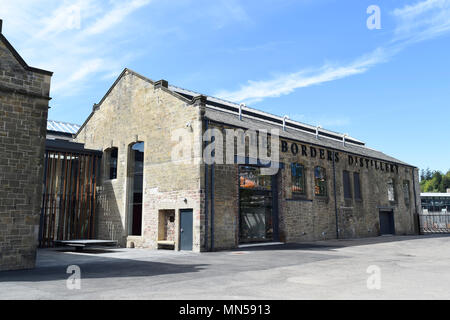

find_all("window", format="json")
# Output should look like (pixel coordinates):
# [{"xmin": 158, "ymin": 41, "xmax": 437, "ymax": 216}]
[
  {"xmin": 388, "ymin": 178, "xmax": 396, "ymax": 202},
  {"xmin": 403, "ymin": 180, "xmax": 410, "ymax": 205},
  {"xmin": 291, "ymin": 163, "xmax": 306, "ymax": 195},
  {"xmin": 354, "ymin": 172, "xmax": 362, "ymax": 200},
  {"xmin": 343, "ymin": 171, "xmax": 352, "ymax": 199},
  {"xmin": 107, "ymin": 147, "xmax": 118, "ymax": 180},
  {"xmin": 314, "ymin": 167, "xmax": 327, "ymax": 196}
]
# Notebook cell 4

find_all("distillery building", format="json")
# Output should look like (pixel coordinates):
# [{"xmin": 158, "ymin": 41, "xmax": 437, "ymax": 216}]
[{"xmin": 72, "ymin": 69, "xmax": 421, "ymax": 252}]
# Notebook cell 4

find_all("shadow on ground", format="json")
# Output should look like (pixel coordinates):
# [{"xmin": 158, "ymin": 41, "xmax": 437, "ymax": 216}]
[{"xmin": 0, "ymin": 256, "xmax": 207, "ymax": 283}]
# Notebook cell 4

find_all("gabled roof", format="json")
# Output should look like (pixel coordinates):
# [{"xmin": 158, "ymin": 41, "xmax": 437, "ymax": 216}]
[{"xmin": 0, "ymin": 20, "xmax": 53, "ymax": 76}]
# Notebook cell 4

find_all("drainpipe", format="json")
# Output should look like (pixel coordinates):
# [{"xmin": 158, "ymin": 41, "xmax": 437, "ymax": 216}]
[
  {"xmin": 333, "ymin": 151, "xmax": 339, "ymax": 239},
  {"xmin": 204, "ymin": 119, "xmax": 209, "ymax": 251},
  {"xmin": 412, "ymin": 168, "xmax": 420, "ymax": 235},
  {"xmin": 211, "ymin": 163, "xmax": 215, "ymax": 251}
]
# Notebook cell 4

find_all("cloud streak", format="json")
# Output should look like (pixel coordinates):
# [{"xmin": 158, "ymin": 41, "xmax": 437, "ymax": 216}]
[
  {"xmin": 0, "ymin": 0, "xmax": 153, "ymax": 96},
  {"xmin": 216, "ymin": 0, "xmax": 450, "ymax": 104}
]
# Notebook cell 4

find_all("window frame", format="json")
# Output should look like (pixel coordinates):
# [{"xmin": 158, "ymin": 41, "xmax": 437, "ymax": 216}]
[
  {"xmin": 343, "ymin": 170, "xmax": 352, "ymax": 200},
  {"xmin": 314, "ymin": 166, "xmax": 328, "ymax": 197},
  {"xmin": 291, "ymin": 163, "xmax": 306, "ymax": 196},
  {"xmin": 105, "ymin": 147, "xmax": 118, "ymax": 180}
]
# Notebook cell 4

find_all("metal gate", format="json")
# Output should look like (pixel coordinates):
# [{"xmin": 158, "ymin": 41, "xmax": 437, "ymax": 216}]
[
  {"xmin": 419, "ymin": 214, "xmax": 450, "ymax": 234},
  {"xmin": 39, "ymin": 150, "xmax": 101, "ymax": 247}
]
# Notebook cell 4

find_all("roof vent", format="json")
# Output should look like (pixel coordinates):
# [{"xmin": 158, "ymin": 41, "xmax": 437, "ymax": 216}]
[
  {"xmin": 0, "ymin": 20, "xmax": 3, "ymax": 33},
  {"xmin": 283, "ymin": 115, "xmax": 290, "ymax": 131},
  {"xmin": 239, "ymin": 103, "xmax": 245, "ymax": 120},
  {"xmin": 154, "ymin": 79, "xmax": 168, "ymax": 89}
]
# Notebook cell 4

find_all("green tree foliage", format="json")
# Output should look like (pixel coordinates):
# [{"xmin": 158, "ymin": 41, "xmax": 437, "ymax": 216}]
[{"xmin": 420, "ymin": 168, "xmax": 450, "ymax": 193}]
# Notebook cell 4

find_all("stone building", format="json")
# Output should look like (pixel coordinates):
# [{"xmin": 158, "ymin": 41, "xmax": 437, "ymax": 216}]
[
  {"xmin": 75, "ymin": 68, "xmax": 421, "ymax": 252},
  {"xmin": 0, "ymin": 21, "xmax": 53, "ymax": 270}
]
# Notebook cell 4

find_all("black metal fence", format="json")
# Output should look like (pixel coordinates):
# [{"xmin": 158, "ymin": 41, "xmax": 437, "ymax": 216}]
[{"xmin": 419, "ymin": 214, "xmax": 450, "ymax": 234}]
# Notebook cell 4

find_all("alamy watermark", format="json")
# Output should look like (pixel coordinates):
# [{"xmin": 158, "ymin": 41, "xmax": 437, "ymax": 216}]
[
  {"xmin": 367, "ymin": 5, "xmax": 381, "ymax": 30},
  {"xmin": 366, "ymin": 265, "xmax": 381, "ymax": 290},
  {"xmin": 171, "ymin": 127, "xmax": 280, "ymax": 176},
  {"xmin": 66, "ymin": 265, "xmax": 81, "ymax": 290}
]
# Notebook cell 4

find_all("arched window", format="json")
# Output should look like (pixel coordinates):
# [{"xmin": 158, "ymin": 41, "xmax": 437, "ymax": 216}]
[
  {"xmin": 314, "ymin": 167, "xmax": 327, "ymax": 196},
  {"xmin": 291, "ymin": 163, "xmax": 306, "ymax": 195}
]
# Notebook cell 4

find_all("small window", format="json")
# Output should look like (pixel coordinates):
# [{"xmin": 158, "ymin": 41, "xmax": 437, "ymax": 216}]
[
  {"xmin": 403, "ymin": 180, "xmax": 410, "ymax": 205},
  {"xmin": 388, "ymin": 178, "xmax": 396, "ymax": 202},
  {"xmin": 343, "ymin": 171, "xmax": 352, "ymax": 199},
  {"xmin": 314, "ymin": 167, "xmax": 327, "ymax": 196},
  {"xmin": 108, "ymin": 147, "xmax": 118, "ymax": 180},
  {"xmin": 291, "ymin": 163, "xmax": 306, "ymax": 195},
  {"xmin": 354, "ymin": 172, "xmax": 362, "ymax": 200}
]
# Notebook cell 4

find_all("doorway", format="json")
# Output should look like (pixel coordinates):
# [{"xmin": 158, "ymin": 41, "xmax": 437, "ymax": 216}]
[
  {"xmin": 180, "ymin": 209, "xmax": 193, "ymax": 251},
  {"xmin": 379, "ymin": 210, "xmax": 395, "ymax": 235},
  {"xmin": 239, "ymin": 165, "xmax": 278, "ymax": 244}
]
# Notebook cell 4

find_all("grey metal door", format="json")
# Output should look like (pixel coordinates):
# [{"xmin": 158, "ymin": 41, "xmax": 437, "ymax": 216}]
[
  {"xmin": 379, "ymin": 210, "xmax": 395, "ymax": 235},
  {"xmin": 180, "ymin": 209, "xmax": 193, "ymax": 251}
]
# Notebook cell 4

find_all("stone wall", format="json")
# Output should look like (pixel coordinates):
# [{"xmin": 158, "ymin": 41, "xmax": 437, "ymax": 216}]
[
  {"xmin": 75, "ymin": 70, "xmax": 206, "ymax": 251},
  {"xmin": 0, "ymin": 30, "xmax": 52, "ymax": 271},
  {"xmin": 208, "ymin": 122, "xmax": 420, "ymax": 249}
]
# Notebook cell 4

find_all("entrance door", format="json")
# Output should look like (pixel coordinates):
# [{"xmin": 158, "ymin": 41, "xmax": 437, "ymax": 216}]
[
  {"xmin": 239, "ymin": 166, "xmax": 278, "ymax": 243},
  {"xmin": 379, "ymin": 210, "xmax": 395, "ymax": 235},
  {"xmin": 180, "ymin": 209, "xmax": 193, "ymax": 251}
]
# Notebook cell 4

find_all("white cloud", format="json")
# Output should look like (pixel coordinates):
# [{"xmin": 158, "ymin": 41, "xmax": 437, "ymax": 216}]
[
  {"xmin": 0, "ymin": 0, "xmax": 152, "ymax": 96},
  {"xmin": 216, "ymin": 47, "xmax": 392, "ymax": 104},
  {"xmin": 84, "ymin": 0, "xmax": 152, "ymax": 35},
  {"xmin": 216, "ymin": 0, "xmax": 450, "ymax": 104}
]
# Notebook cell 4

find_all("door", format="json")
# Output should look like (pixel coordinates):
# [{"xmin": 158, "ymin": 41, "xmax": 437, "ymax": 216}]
[
  {"xmin": 238, "ymin": 165, "xmax": 278, "ymax": 243},
  {"xmin": 379, "ymin": 210, "xmax": 395, "ymax": 235},
  {"xmin": 180, "ymin": 209, "xmax": 193, "ymax": 251}
]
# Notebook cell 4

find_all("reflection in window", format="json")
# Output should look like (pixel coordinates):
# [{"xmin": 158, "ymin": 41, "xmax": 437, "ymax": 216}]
[
  {"xmin": 354, "ymin": 172, "xmax": 362, "ymax": 200},
  {"xmin": 291, "ymin": 163, "xmax": 305, "ymax": 195},
  {"xmin": 106, "ymin": 147, "xmax": 118, "ymax": 180},
  {"xmin": 239, "ymin": 166, "xmax": 271, "ymax": 191},
  {"xmin": 343, "ymin": 170, "xmax": 352, "ymax": 199},
  {"xmin": 388, "ymin": 179, "xmax": 396, "ymax": 202},
  {"xmin": 314, "ymin": 167, "xmax": 327, "ymax": 196}
]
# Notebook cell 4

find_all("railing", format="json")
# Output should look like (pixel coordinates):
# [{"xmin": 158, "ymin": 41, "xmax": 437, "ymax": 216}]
[{"xmin": 419, "ymin": 213, "xmax": 450, "ymax": 234}]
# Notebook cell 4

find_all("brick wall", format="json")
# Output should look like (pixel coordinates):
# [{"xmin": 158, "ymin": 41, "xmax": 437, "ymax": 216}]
[{"xmin": 0, "ymin": 33, "xmax": 52, "ymax": 271}]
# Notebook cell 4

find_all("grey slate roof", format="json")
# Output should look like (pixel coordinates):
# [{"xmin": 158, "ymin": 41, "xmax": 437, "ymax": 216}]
[{"xmin": 202, "ymin": 107, "xmax": 413, "ymax": 167}]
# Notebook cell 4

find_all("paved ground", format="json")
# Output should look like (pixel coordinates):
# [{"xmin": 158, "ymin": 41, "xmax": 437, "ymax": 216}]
[{"xmin": 1, "ymin": 235, "xmax": 450, "ymax": 300}]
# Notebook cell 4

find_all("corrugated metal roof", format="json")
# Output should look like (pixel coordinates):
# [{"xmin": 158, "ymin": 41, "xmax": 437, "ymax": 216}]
[{"xmin": 47, "ymin": 120, "xmax": 80, "ymax": 134}]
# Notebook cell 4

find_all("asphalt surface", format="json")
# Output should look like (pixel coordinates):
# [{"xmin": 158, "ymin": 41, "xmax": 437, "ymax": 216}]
[{"xmin": 1, "ymin": 235, "xmax": 449, "ymax": 300}]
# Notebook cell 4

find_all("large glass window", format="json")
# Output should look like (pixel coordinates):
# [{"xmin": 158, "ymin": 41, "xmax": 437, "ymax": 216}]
[
  {"xmin": 291, "ymin": 163, "xmax": 306, "ymax": 195},
  {"xmin": 314, "ymin": 167, "xmax": 327, "ymax": 196},
  {"xmin": 354, "ymin": 172, "xmax": 362, "ymax": 200},
  {"xmin": 239, "ymin": 166, "xmax": 274, "ymax": 243},
  {"xmin": 343, "ymin": 170, "xmax": 352, "ymax": 199},
  {"xmin": 128, "ymin": 142, "xmax": 144, "ymax": 236}
]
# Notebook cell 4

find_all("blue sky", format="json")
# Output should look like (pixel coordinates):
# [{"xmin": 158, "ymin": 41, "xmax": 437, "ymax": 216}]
[{"xmin": 1, "ymin": 0, "xmax": 449, "ymax": 172}]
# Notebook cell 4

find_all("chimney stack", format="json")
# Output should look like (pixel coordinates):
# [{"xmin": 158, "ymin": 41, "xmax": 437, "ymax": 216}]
[{"xmin": 0, "ymin": 20, "xmax": 3, "ymax": 34}]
